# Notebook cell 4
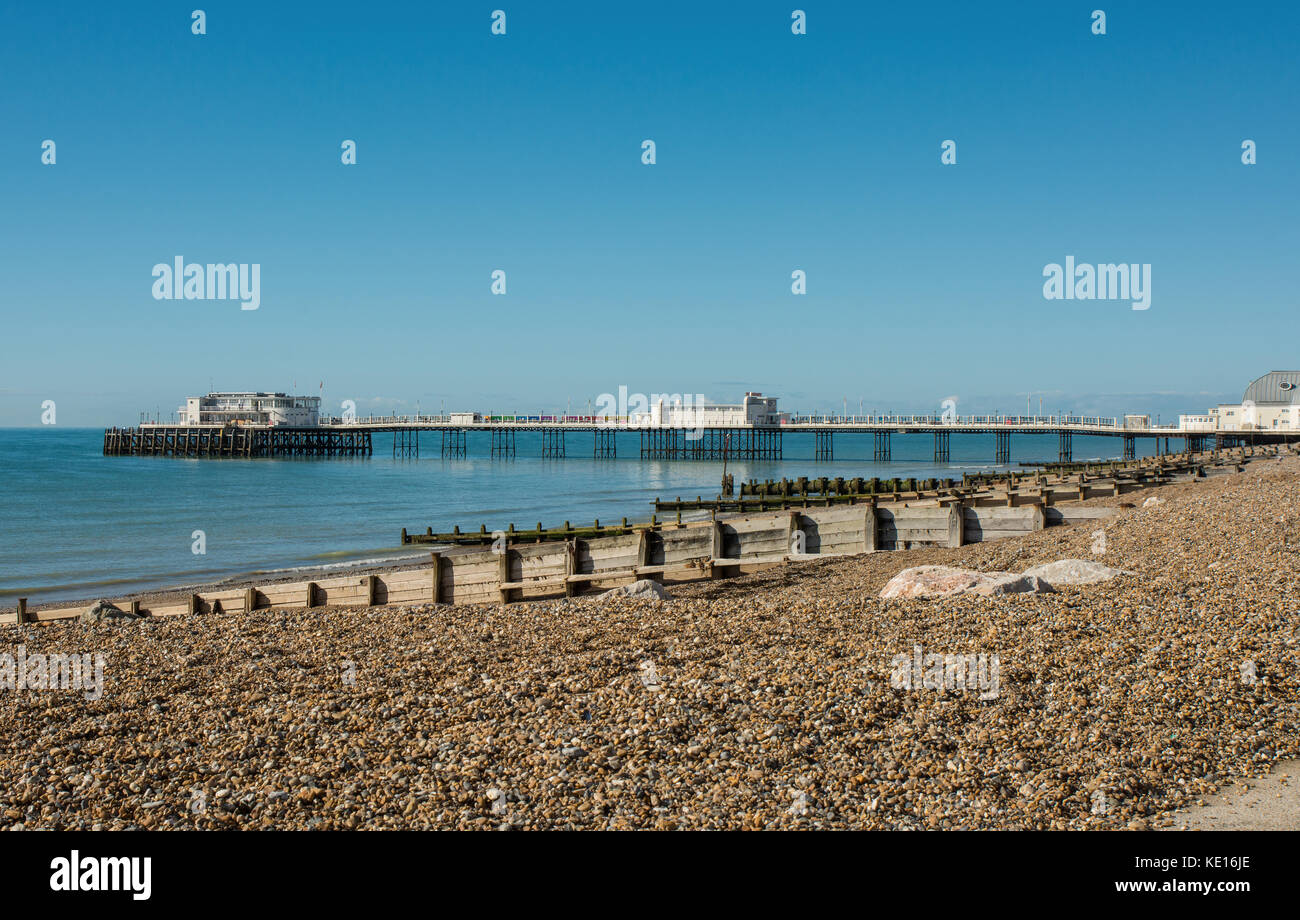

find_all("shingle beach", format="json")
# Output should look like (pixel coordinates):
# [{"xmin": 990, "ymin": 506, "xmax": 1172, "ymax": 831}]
[{"xmin": 3, "ymin": 454, "xmax": 1298, "ymax": 830}]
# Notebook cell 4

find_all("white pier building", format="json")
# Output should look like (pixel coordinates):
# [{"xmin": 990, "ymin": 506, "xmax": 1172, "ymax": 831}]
[{"xmin": 177, "ymin": 392, "xmax": 321, "ymax": 427}]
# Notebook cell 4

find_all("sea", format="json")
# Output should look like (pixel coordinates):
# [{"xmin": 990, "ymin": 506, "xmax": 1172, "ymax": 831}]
[{"xmin": 0, "ymin": 427, "xmax": 1139, "ymax": 605}]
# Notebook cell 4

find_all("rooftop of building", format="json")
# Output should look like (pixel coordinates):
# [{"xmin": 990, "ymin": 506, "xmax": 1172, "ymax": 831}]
[{"xmin": 1242, "ymin": 371, "xmax": 1300, "ymax": 405}]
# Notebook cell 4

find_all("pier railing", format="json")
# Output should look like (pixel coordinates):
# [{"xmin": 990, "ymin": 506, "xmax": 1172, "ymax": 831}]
[
  {"xmin": 784, "ymin": 414, "xmax": 1118, "ymax": 427},
  {"xmin": 319, "ymin": 413, "xmax": 1123, "ymax": 430}
]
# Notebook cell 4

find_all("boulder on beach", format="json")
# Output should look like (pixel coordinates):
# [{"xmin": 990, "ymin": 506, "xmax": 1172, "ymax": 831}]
[
  {"xmin": 970, "ymin": 572, "xmax": 1055, "ymax": 597},
  {"xmin": 599, "ymin": 579, "xmax": 670, "ymax": 601},
  {"xmin": 1142, "ymin": 497, "xmax": 1162, "ymax": 508},
  {"xmin": 80, "ymin": 599, "xmax": 141, "ymax": 624},
  {"xmin": 879, "ymin": 565, "xmax": 1053, "ymax": 599},
  {"xmin": 1022, "ymin": 559, "xmax": 1132, "ymax": 587},
  {"xmin": 879, "ymin": 566, "xmax": 981, "ymax": 599}
]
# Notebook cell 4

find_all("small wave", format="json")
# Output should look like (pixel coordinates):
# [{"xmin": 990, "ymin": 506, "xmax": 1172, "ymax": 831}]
[
  {"xmin": 233, "ymin": 552, "xmax": 434, "ymax": 579},
  {"xmin": 0, "ymin": 551, "xmax": 437, "ymax": 605},
  {"xmin": 0, "ymin": 570, "xmax": 221, "ymax": 598}
]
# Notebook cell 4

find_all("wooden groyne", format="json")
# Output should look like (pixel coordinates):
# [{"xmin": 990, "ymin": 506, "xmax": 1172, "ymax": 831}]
[
  {"xmin": 3, "ymin": 498, "xmax": 1118, "ymax": 625},
  {"xmin": 735, "ymin": 457, "xmax": 1184, "ymax": 499},
  {"xmin": 7, "ymin": 443, "xmax": 1278, "ymax": 626},
  {"xmin": 663, "ymin": 449, "xmax": 1229, "ymax": 514},
  {"xmin": 400, "ymin": 447, "xmax": 1260, "ymax": 546},
  {"xmin": 103, "ymin": 426, "xmax": 373, "ymax": 458}
]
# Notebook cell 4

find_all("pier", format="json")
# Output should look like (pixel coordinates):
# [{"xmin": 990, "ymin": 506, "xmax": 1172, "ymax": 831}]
[
  {"xmin": 302, "ymin": 412, "xmax": 1283, "ymax": 464},
  {"xmin": 102, "ymin": 426, "xmax": 372, "ymax": 458},
  {"xmin": 102, "ymin": 414, "xmax": 1285, "ymax": 462},
  {"xmin": 104, "ymin": 415, "xmax": 1279, "ymax": 460}
]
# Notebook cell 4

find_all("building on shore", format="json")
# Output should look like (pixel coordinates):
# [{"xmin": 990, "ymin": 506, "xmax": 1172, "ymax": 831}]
[
  {"xmin": 1200, "ymin": 371, "xmax": 1300, "ymax": 432},
  {"xmin": 177, "ymin": 392, "xmax": 321, "ymax": 427}
]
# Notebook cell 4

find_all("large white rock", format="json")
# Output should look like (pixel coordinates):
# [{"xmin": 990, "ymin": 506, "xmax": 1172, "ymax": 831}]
[
  {"xmin": 1021, "ymin": 559, "xmax": 1131, "ymax": 586},
  {"xmin": 599, "ymin": 579, "xmax": 670, "ymax": 600},
  {"xmin": 880, "ymin": 566, "xmax": 981, "ymax": 598},
  {"xmin": 880, "ymin": 566, "xmax": 1053, "ymax": 599}
]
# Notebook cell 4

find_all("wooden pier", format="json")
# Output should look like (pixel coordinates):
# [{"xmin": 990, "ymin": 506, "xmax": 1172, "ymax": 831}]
[{"xmin": 103, "ymin": 426, "xmax": 373, "ymax": 458}]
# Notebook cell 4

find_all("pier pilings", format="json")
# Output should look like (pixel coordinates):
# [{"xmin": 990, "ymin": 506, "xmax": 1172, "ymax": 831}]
[
  {"xmin": 101, "ymin": 426, "xmax": 372, "ymax": 458},
  {"xmin": 491, "ymin": 428, "xmax": 516, "ymax": 458},
  {"xmin": 995, "ymin": 430, "xmax": 1011, "ymax": 464},
  {"xmin": 541, "ymin": 429, "xmax": 566, "ymax": 458},
  {"xmin": 594, "ymin": 429, "xmax": 616, "ymax": 458},
  {"xmin": 933, "ymin": 430, "xmax": 950, "ymax": 462},
  {"xmin": 441, "ymin": 428, "xmax": 466, "ymax": 458}
]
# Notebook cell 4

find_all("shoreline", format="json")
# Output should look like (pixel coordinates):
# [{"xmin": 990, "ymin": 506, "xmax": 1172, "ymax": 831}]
[
  {"xmin": 5, "ymin": 507, "xmax": 724, "ymax": 615},
  {"xmin": 9, "ymin": 552, "xmax": 440, "ymax": 616},
  {"xmin": 0, "ymin": 425, "xmax": 1169, "ymax": 612},
  {"xmin": 4, "ymin": 452, "xmax": 1228, "ymax": 622}
]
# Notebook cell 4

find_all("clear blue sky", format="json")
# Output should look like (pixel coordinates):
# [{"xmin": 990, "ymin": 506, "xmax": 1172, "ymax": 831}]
[{"xmin": 2, "ymin": 1, "xmax": 1297, "ymax": 425}]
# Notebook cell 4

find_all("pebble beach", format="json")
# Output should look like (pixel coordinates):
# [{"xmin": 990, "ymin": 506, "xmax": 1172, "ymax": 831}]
[{"xmin": 2, "ymin": 454, "xmax": 1298, "ymax": 830}]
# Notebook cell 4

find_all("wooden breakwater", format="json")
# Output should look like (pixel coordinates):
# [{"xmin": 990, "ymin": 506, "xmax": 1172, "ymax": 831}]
[
  {"xmin": 657, "ymin": 447, "xmax": 1250, "ymax": 515},
  {"xmin": 103, "ymin": 426, "xmax": 373, "ymax": 458},
  {"xmin": 403, "ymin": 447, "xmax": 1261, "ymax": 545},
  {"xmin": 736, "ymin": 456, "xmax": 1185, "ymax": 499},
  {"xmin": 3, "ymin": 499, "xmax": 1118, "ymax": 626},
  {"xmin": 6, "ymin": 443, "xmax": 1279, "ymax": 627}
]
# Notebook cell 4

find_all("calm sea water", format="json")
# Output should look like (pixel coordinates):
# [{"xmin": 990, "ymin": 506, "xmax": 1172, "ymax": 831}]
[{"xmin": 0, "ymin": 427, "xmax": 1139, "ymax": 605}]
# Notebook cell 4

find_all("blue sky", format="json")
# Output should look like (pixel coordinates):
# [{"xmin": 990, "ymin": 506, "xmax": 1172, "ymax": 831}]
[{"xmin": 2, "ymin": 1, "xmax": 1297, "ymax": 425}]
